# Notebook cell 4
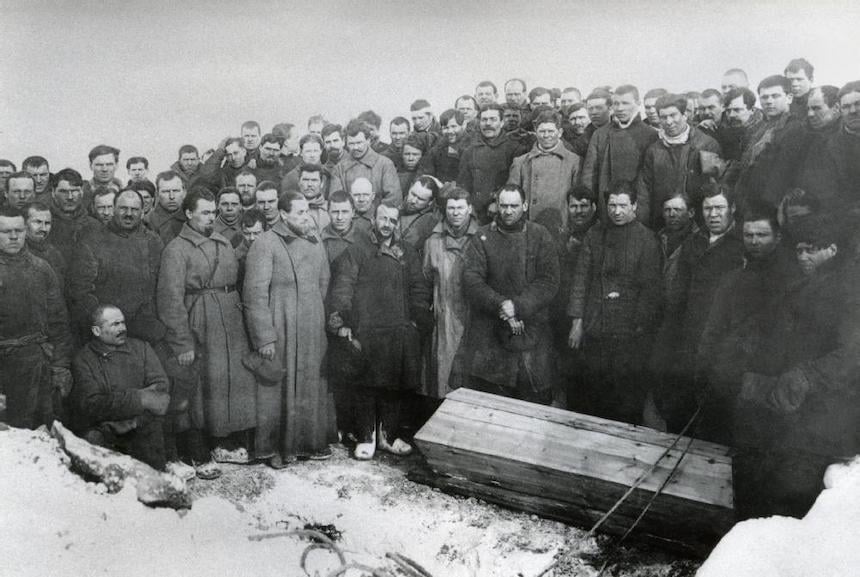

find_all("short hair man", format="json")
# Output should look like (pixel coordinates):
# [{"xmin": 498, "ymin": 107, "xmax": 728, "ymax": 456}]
[
  {"xmin": 241, "ymin": 120, "xmax": 262, "ymax": 153},
  {"xmin": 400, "ymin": 175, "xmax": 439, "ymax": 251},
  {"xmin": 242, "ymin": 190, "xmax": 332, "ymax": 465},
  {"xmin": 643, "ymin": 88, "xmax": 669, "ymax": 128},
  {"xmin": 785, "ymin": 58, "xmax": 815, "ymax": 120},
  {"xmin": 331, "ymin": 119, "xmax": 402, "ymax": 207},
  {"xmin": 272, "ymin": 122, "xmax": 302, "ymax": 174},
  {"xmin": 508, "ymin": 109, "xmax": 581, "ymax": 231},
  {"xmin": 171, "ymin": 145, "xmax": 201, "ymax": 189},
  {"xmin": 560, "ymin": 87, "xmax": 582, "ymax": 108},
  {"xmin": 721, "ymin": 68, "xmax": 749, "ymax": 95},
  {"xmin": 422, "ymin": 185, "xmax": 478, "ymax": 396},
  {"xmin": 213, "ymin": 187, "xmax": 243, "ymax": 247},
  {"xmin": 327, "ymin": 201, "xmax": 432, "ymax": 459},
  {"xmin": 144, "ymin": 170, "xmax": 187, "ymax": 245},
  {"xmin": 637, "ymin": 93, "xmax": 722, "ymax": 227},
  {"xmin": 358, "ymin": 110, "xmax": 388, "ymax": 153},
  {"xmin": 280, "ymin": 135, "xmax": 330, "ymax": 196},
  {"xmin": 234, "ymin": 169, "xmax": 258, "ymax": 208},
  {"xmin": 827, "ymin": 81, "xmax": 860, "ymax": 204},
  {"xmin": 475, "ymin": 80, "xmax": 498, "ymax": 106},
  {"xmin": 528, "ymin": 87, "xmax": 553, "ymax": 111},
  {"xmin": 321, "ymin": 189, "xmax": 360, "ymax": 264},
  {"xmin": 70, "ymin": 305, "xmax": 171, "ymax": 470},
  {"xmin": 255, "ymin": 181, "xmax": 281, "ymax": 226},
  {"xmin": 0, "ymin": 159, "xmax": 16, "ymax": 198},
  {"xmin": 568, "ymin": 181, "xmax": 661, "ymax": 424},
  {"xmin": 0, "ymin": 205, "xmax": 71, "ymax": 429},
  {"xmin": 24, "ymin": 202, "xmax": 67, "ymax": 291},
  {"xmin": 84, "ymin": 145, "xmax": 122, "ymax": 208},
  {"xmin": 382, "ymin": 117, "xmax": 411, "ymax": 170},
  {"xmin": 198, "ymin": 137, "xmax": 248, "ymax": 192},
  {"xmin": 793, "ymin": 86, "xmax": 843, "ymax": 208},
  {"xmin": 126, "ymin": 156, "xmax": 149, "ymax": 184},
  {"xmin": 22, "ymin": 156, "xmax": 52, "ymax": 202},
  {"xmin": 5, "ymin": 172, "xmax": 36, "ymax": 210},
  {"xmin": 581, "ymin": 85, "xmax": 659, "ymax": 221},
  {"xmin": 411, "ymin": 99, "xmax": 439, "ymax": 137},
  {"xmin": 455, "ymin": 95, "xmax": 479, "ymax": 125},
  {"xmin": 572, "ymin": 89, "xmax": 613, "ymax": 157},
  {"xmin": 504, "ymin": 78, "xmax": 528, "ymax": 109},
  {"xmin": 460, "ymin": 184, "xmax": 559, "ymax": 405},
  {"xmin": 322, "ymin": 124, "xmax": 346, "ymax": 170},
  {"xmin": 92, "ymin": 186, "xmax": 117, "ymax": 225},
  {"xmin": 457, "ymin": 103, "xmax": 530, "ymax": 224},
  {"xmin": 563, "ymin": 102, "xmax": 590, "ymax": 143},
  {"xmin": 307, "ymin": 115, "xmax": 328, "ymax": 137},
  {"xmin": 296, "ymin": 163, "xmax": 330, "ymax": 232},
  {"xmin": 712, "ymin": 86, "xmax": 763, "ymax": 162},
  {"xmin": 49, "ymin": 168, "xmax": 101, "ymax": 264},
  {"xmin": 251, "ymin": 133, "xmax": 285, "ymax": 184},
  {"xmin": 347, "ymin": 177, "xmax": 376, "ymax": 231},
  {"xmin": 421, "ymin": 109, "xmax": 468, "ymax": 183},
  {"xmin": 398, "ymin": 133, "xmax": 429, "ymax": 194}
]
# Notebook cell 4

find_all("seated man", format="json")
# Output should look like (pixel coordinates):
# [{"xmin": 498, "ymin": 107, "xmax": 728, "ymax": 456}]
[{"xmin": 70, "ymin": 305, "xmax": 170, "ymax": 470}]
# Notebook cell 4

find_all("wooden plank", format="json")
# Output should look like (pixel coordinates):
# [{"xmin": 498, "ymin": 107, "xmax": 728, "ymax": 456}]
[{"xmin": 417, "ymin": 403, "xmax": 732, "ymax": 507}]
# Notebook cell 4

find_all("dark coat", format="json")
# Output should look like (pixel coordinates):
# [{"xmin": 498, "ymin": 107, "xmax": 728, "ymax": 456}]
[
  {"xmin": 461, "ymin": 220, "xmax": 559, "ymax": 390},
  {"xmin": 143, "ymin": 204, "xmax": 187, "ymax": 246},
  {"xmin": 638, "ymin": 128, "xmax": 722, "ymax": 228},
  {"xmin": 49, "ymin": 204, "xmax": 101, "ymax": 265},
  {"xmin": 827, "ymin": 125, "xmax": 860, "ymax": 210},
  {"xmin": 327, "ymin": 230, "xmax": 432, "ymax": 390},
  {"xmin": 419, "ymin": 138, "xmax": 466, "ymax": 183},
  {"xmin": 581, "ymin": 117, "xmax": 658, "ymax": 222},
  {"xmin": 792, "ymin": 121, "xmax": 843, "ymax": 211},
  {"xmin": 457, "ymin": 133, "xmax": 529, "ymax": 224},
  {"xmin": 399, "ymin": 207, "xmax": 439, "ymax": 254},
  {"xmin": 170, "ymin": 160, "xmax": 201, "ymax": 190},
  {"xmin": 321, "ymin": 222, "xmax": 368, "ymax": 265},
  {"xmin": 279, "ymin": 164, "xmax": 332, "ymax": 199},
  {"xmin": 25, "ymin": 238, "xmax": 67, "ymax": 295},
  {"xmin": 68, "ymin": 221, "xmax": 165, "ymax": 342},
  {"xmin": 568, "ymin": 220, "xmax": 662, "ymax": 340}
]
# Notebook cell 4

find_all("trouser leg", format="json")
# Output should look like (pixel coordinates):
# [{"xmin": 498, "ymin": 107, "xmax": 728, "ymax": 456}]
[
  {"xmin": 0, "ymin": 344, "xmax": 52, "ymax": 429},
  {"xmin": 128, "ymin": 414, "xmax": 167, "ymax": 470}
]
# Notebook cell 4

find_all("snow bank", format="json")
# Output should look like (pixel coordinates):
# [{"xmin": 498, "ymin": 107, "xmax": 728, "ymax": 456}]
[{"xmin": 697, "ymin": 457, "xmax": 860, "ymax": 577}]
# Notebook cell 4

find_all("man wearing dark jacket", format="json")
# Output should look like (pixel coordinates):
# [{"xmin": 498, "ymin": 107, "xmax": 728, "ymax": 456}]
[
  {"xmin": 24, "ymin": 202, "xmax": 67, "ymax": 293},
  {"xmin": 460, "ymin": 185, "xmax": 559, "ymax": 405},
  {"xmin": 144, "ymin": 171, "xmax": 187, "ymax": 245},
  {"xmin": 49, "ymin": 168, "xmax": 101, "ymax": 265},
  {"xmin": 792, "ymin": 85, "xmax": 843, "ymax": 211},
  {"xmin": 581, "ymin": 85, "xmax": 658, "ymax": 223},
  {"xmin": 568, "ymin": 181, "xmax": 661, "ymax": 424},
  {"xmin": 457, "ymin": 103, "xmax": 529, "ymax": 224},
  {"xmin": 71, "ymin": 305, "xmax": 170, "ymax": 470},
  {"xmin": 170, "ymin": 145, "xmax": 201, "ymax": 190},
  {"xmin": 420, "ymin": 109, "xmax": 468, "ymax": 183},
  {"xmin": 785, "ymin": 58, "xmax": 815, "ymax": 121}
]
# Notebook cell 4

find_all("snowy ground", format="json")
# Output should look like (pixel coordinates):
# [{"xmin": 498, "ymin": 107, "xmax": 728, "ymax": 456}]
[{"xmin": 0, "ymin": 425, "xmax": 698, "ymax": 577}]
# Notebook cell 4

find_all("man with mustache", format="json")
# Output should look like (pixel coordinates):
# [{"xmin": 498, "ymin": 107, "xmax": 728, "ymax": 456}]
[
  {"xmin": 24, "ymin": 202, "xmax": 67, "ymax": 293},
  {"xmin": 70, "ymin": 305, "xmax": 171, "ymax": 470}
]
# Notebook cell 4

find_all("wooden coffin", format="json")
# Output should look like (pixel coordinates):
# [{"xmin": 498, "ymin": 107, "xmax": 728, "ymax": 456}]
[{"xmin": 413, "ymin": 388, "xmax": 734, "ymax": 557}]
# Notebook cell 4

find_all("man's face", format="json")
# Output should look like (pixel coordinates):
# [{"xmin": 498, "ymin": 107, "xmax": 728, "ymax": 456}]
[
  {"xmin": 0, "ymin": 164, "xmax": 14, "ymax": 191},
  {"xmin": 349, "ymin": 181, "xmax": 375, "ymax": 214},
  {"xmin": 505, "ymin": 81, "xmax": 526, "ymax": 107},
  {"xmin": 328, "ymin": 200, "xmax": 355, "ymax": 233},
  {"xmin": 662, "ymin": 196, "xmax": 692, "ymax": 231},
  {"xmin": 299, "ymin": 171, "xmax": 322, "ymax": 199},
  {"xmin": 569, "ymin": 108, "xmax": 590, "ymax": 135},
  {"xmin": 658, "ymin": 106, "xmax": 688, "ymax": 137},
  {"xmin": 179, "ymin": 152, "xmax": 200, "ymax": 173},
  {"xmin": 442, "ymin": 117, "xmax": 464, "ymax": 144},
  {"xmin": 186, "ymin": 198, "xmax": 216, "ymax": 236},
  {"xmin": 259, "ymin": 141, "xmax": 282, "ymax": 163},
  {"xmin": 530, "ymin": 92, "xmax": 552, "ymax": 110},
  {"xmin": 445, "ymin": 198, "xmax": 471, "ymax": 229},
  {"xmin": 560, "ymin": 91, "xmax": 581, "ymax": 108},
  {"xmin": 743, "ymin": 220, "xmax": 780, "ymax": 259},
  {"xmin": 607, "ymin": 193, "xmax": 637, "ymax": 226},
  {"xmin": 94, "ymin": 308, "xmax": 127, "ymax": 347},
  {"xmin": 283, "ymin": 132, "xmax": 301, "ymax": 156},
  {"xmin": 643, "ymin": 98, "xmax": 660, "ymax": 124},
  {"xmin": 481, "ymin": 110, "xmax": 504, "ymax": 139},
  {"xmin": 300, "ymin": 142, "xmax": 322, "ymax": 165},
  {"xmin": 726, "ymin": 96, "xmax": 754, "ymax": 127},
  {"xmin": 26, "ymin": 209, "xmax": 51, "ymax": 241},
  {"xmin": 225, "ymin": 142, "xmax": 247, "ymax": 168},
  {"xmin": 535, "ymin": 121, "xmax": 561, "ymax": 150},
  {"xmin": 127, "ymin": 162, "xmax": 147, "ymax": 182},
  {"xmin": 323, "ymin": 131, "xmax": 345, "ymax": 158},
  {"xmin": 114, "ymin": 190, "xmax": 143, "ymax": 231},
  {"xmin": 308, "ymin": 122, "xmax": 324, "ymax": 137},
  {"xmin": 241, "ymin": 127, "xmax": 261, "ymax": 151},
  {"xmin": 139, "ymin": 190, "xmax": 154, "ymax": 214},
  {"xmin": 218, "ymin": 192, "xmax": 241, "ymax": 222},
  {"xmin": 586, "ymin": 98, "xmax": 611, "ymax": 127},
  {"xmin": 497, "ymin": 189, "xmax": 526, "ymax": 227},
  {"xmin": 807, "ymin": 89, "xmax": 839, "ymax": 130},
  {"xmin": 796, "ymin": 242, "xmax": 835, "ymax": 275},
  {"xmin": 235, "ymin": 174, "xmax": 257, "ymax": 206},
  {"xmin": 93, "ymin": 193, "xmax": 115, "ymax": 224},
  {"xmin": 411, "ymin": 108, "xmax": 433, "ymax": 132},
  {"xmin": 402, "ymin": 145, "xmax": 423, "ymax": 171},
  {"xmin": 346, "ymin": 133, "xmax": 370, "ymax": 159},
  {"xmin": 611, "ymin": 92, "xmax": 639, "ymax": 124},
  {"xmin": 26, "ymin": 163, "xmax": 50, "ymax": 194},
  {"xmin": 389, "ymin": 123, "xmax": 409, "ymax": 149},
  {"xmin": 786, "ymin": 69, "xmax": 812, "ymax": 98},
  {"xmin": 282, "ymin": 197, "xmax": 313, "ymax": 236},
  {"xmin": 501, "ymin": 108, "xmax": 521, "ymax": 132},
  {"xmin": 702, "ymin": 194, "xmax": 734, "ymax": 236},
  {"xmin": 6, "ymin": 177, "xmax": 35, "ymax": 210},
  {"xmin": 255, "ymin": 189, "xmax": 280, "ymax": 223},
  {"xmin": 157, "ymin": 177, "xmax": 186, "ymax": 212},
  {"xmin": 759, "ymin": 86, "xmax": 792, "ymax": 119},
  {"xmin": 840, "ymin": 91, "xmax": 860, "ymax": 133},
  {"xmin": 0, "ymin": 215, "xmax": 26, "ymax": 255},
  {"xmin": 91, "ymin": 153, "xmax": 117, "ymax": 183},
  {"xmin": 405, "ymin": 182, "xmax": 433, "ymax": 214},
  {"xmin": 52, "ymin": 179, "xmax": 83, "ymax": 214},
  {"xmin": 699, "ymin": 95, "xmax": 723, "ymax": 121},
  {"xmin": 374, "ymin": 205, "xmax": 400, "ymax": 240},
  {"xmin": 568, "ymin": 197, "xmax": 595, "ymax": 229},
  {"xmin": 242, "ymin": 221, "xmax": 264, "ymax": 244},
  {"xmin": 456, "ymin": 98, "xmax": 478, "ymax": 122},
  {"xmin": 721, "ymin": 73, "xmax": 747, "ymax": 95},
  {"xmin": 475, "ymin": 85, "xmax": 497, "ymax": 106}
]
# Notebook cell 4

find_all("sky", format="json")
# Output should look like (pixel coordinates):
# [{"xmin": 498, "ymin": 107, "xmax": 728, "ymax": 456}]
[{"xmin": 2, "ymin": 0, "xmax": 859, "ymax": 179}]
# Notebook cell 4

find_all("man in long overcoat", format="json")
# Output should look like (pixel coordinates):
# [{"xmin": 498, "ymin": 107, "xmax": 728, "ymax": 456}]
[{"xmin": 243, "ymin": 191, "xmax": 333, "ymax": 466}]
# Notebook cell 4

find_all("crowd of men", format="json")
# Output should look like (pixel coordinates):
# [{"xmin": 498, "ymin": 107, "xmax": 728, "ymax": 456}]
[{"xmin": 2, "ymin": 57, "xmax": 860, "ymax": 520}]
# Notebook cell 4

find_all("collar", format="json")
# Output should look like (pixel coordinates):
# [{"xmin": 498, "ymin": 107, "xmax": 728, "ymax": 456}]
[
  {"xmin": 347, "ymin": 147, "xmax": 379, "ymax": 169},
  {"xmin": 217, "ymin": 214, "xmax": 240, "ymax": 228},
  {"xmin": 658, "ymin": 124, "xmax": 691, "ymax": 146},
  {"xmin": 270, "ymin": 219, "xmax": 319, "ymax": 243},
  {"xmin": 178, "ymin": 223, "xmax": 230, "ymax": 247},
  {"xmin": 612, "ymin": 115, "xmax": 640, "ymax": 130},
  {"xmin": 88, "ymin": 338, "xmax": 132, "ymax": 357},
  {"xmin": 491, "ymin": 217, "xmax": 526, "ymax": 233},
  {"xmin": 433, "ymin": 217, "xmax": 479, "ymax": 240},
  {"xmin": 527, "ymin": 142, "xmax": 565, "ymax": 159},
  {"xmin": 321, "ymin": 223, "xmax": 356, "ymax": 242}
]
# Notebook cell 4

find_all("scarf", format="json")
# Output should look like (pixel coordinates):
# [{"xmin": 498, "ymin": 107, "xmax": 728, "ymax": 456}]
[{"xmin": 658, "ymin": 124, "xmax": 691, "ymax": 146}]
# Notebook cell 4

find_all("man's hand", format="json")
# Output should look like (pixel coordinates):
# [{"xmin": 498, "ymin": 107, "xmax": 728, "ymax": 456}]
[
  {"xmin": 499, "ymin": 299, "xmax": 516, "ymax": 321},
  {"xmin": 768, "ymin": 368, "xmax": 812, "ymax": 414},
  {"xmin": 508, "ymin": 318, "xmax": 525, "ymax": 336},
  {"xmin": 177, "ymin": 350, "xmax": 195, "ymax": 367},
  {"xmin": 568, "ymin": 318, "xmax": 583, "ymax": 349},
  {"xmin": 259, "ymin": 343, "xmax": 276, "ymax": 360},
  {"xmin": 51, "ymin": 367, "xmax": 73, "ymax": 398},
  {"xmin": 698, "ymin": 119, "xmax": 717, "ymax": 132},
  {"xmin": 139, "ymin": 384, "xmax": 170, "ymax": 416}
]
